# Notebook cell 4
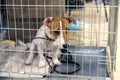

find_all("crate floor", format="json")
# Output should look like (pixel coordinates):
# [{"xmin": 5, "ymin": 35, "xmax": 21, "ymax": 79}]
[{"xmin": 52, "ymin": 46, "xmax": 110, "ymax": 78}]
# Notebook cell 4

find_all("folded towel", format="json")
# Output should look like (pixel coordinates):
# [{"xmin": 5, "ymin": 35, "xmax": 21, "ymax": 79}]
[{"xmin": 69, "ymin": 19, "xmax": 91, "ymax": 30}]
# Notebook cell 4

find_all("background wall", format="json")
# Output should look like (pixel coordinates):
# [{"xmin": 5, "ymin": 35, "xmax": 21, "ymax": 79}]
[{"xmin": 6, "ymin": 0, "xmax": 65, "ymax": 42}]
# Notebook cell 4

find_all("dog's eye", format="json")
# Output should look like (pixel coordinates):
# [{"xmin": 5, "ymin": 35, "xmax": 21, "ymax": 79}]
[
  {"xmin": 66, "ymin": 28, "xmax": 69, "ymax": 30},
  {"xmin": 66, "ymin": 17, "xmax": 71, "ymax": 23},
  {"xmin": 54, "ymin": 29, "xmax": 60, "ymax": 35}
]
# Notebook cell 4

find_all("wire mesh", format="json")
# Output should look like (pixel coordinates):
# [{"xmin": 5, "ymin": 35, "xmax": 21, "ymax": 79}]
[{"xmin": 0, "ymin": 0, "xmax": 118, "ymax": 80}]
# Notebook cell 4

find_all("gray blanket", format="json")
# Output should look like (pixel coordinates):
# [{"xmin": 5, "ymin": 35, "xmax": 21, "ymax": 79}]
[{"xmin": 0, "ymin": 43, "xmax": 50, "ymax": 77}]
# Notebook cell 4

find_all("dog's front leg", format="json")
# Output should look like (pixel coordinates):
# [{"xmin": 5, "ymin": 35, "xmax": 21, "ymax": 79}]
[
  {"xmin": 37, "ymin": 46, "xmax": 46, "ymax": 68},
  {"xmin": 25, "ymin": 42, "xmax": 36, "ymax": 65},
  {"xmin": 52, "ymin": 48, "xmax": 62, "ymax": 65}
]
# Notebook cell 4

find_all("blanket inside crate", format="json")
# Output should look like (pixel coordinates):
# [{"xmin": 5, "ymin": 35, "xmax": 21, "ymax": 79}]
[{"xmin": 0, "ymin": 41, "xmax": 51, "ymax": 77}]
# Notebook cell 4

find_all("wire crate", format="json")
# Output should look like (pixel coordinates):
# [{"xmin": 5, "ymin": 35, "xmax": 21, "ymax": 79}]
[{"xmin": 0, "ymin": 0, "xmax": 119, "ymax": 80}]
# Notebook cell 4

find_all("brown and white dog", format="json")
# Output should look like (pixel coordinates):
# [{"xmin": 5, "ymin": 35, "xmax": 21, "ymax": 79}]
[{"xmin": 25, "ymin": 16, "xmax": 76, "ymax": 68}]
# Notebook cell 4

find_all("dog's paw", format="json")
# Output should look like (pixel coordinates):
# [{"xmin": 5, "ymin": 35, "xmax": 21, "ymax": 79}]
[
  {"xmin": 53, "ymin": 59, "xmax": 62, "ymax": 65},
  {"xmin": 25, "ymin": 60, "xmax": 32, "ymax": 65},
  {"xmin": 38, "ymin": 61, "xmax": 46, "ymax": 68}
]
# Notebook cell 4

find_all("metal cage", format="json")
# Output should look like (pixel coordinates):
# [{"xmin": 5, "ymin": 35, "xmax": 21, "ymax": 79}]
[{"xmin": 0, "ymin": 0, "xmax": 119, "ymax": 80}]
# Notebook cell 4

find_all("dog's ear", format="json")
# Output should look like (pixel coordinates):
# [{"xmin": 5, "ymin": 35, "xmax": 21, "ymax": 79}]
[
  {"xmin": 43, "ymin": 17, "xmax": 53, "ymax": 26},
  {"xmin": 65, "ymin": 16, "xmax": 76, "ymax": 24}
]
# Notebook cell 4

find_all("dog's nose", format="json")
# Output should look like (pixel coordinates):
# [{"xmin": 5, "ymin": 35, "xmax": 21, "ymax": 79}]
[{"xmin": 63, "ymin": 43, "xmax": 69, "ymax": 48}]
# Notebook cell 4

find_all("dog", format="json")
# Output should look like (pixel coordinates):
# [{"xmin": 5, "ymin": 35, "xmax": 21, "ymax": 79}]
[{"xmin": 25, "ymin": 16, "xmax": 76, "ymax": 68}]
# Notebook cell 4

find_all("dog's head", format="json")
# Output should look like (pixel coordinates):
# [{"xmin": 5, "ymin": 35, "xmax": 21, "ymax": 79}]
[{"xmin": 43, "ymin": 16, "xmax": 76, "ymax": 49}]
